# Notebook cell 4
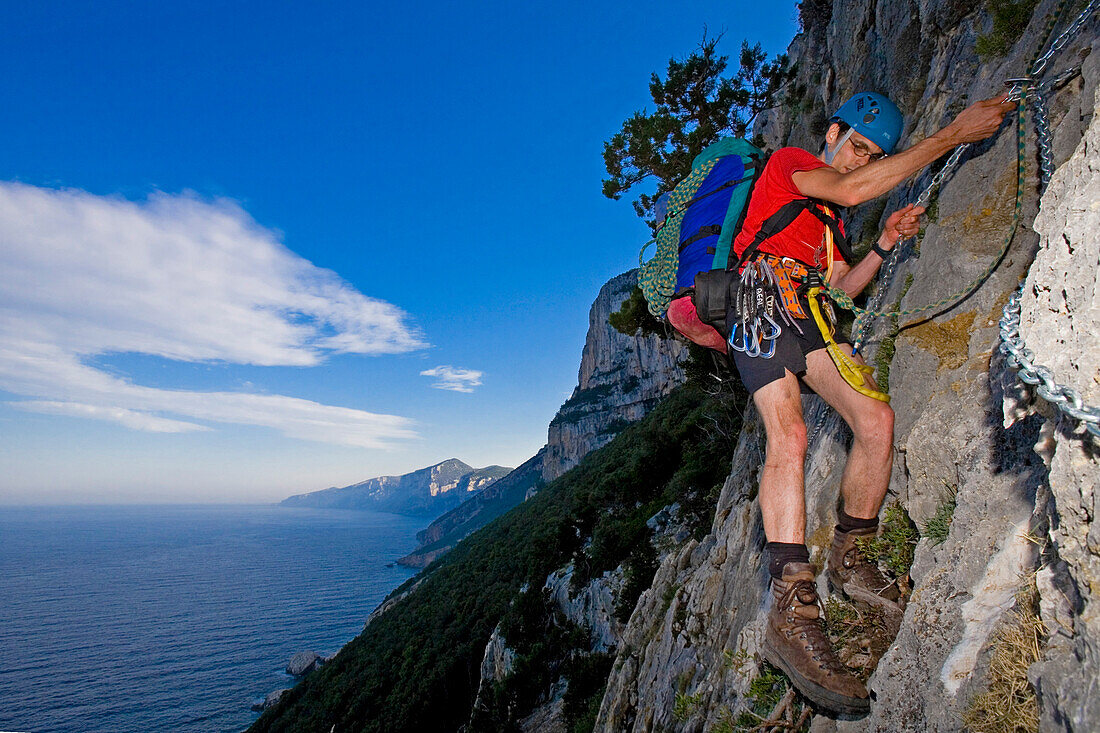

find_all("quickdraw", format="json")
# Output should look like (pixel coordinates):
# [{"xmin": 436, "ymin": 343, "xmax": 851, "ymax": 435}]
[{"xmin": 730, "ymin": 259, "xmax": 786, "ymax": 358}]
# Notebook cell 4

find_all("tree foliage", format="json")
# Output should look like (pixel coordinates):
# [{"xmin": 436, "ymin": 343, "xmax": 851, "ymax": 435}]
[{"xmin": 602, "ymin": 34, "xmax": 790, "ymax": 222}]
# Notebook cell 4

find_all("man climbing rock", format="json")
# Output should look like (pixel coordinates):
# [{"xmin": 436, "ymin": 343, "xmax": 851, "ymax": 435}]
[{"xmin": 731, "ymin": 91, "xmax": 1013, "ymax": 714}]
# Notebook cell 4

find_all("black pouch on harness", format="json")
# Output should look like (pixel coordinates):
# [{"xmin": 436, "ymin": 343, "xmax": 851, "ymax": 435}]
[{"xmin": 691, "ymin": 269, "xmax": 741, "ymax": 338}]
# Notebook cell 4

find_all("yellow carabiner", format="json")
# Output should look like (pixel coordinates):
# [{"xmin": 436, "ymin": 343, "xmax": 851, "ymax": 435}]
[{"xmin": 806, "ymin": 286, "xmax": 890, "ymax": 403}]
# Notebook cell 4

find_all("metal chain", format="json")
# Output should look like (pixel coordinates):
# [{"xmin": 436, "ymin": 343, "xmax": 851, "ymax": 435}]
[
  {"xmin": 823, "ymin": 1, "xmax": 1098, "ymax": 443},
  {"xmin": 852, "ymin": 143, "xmax": 971, "ymax": 352},
  {"xmin": 1033, "ymin": 84, "xmax": 1056, "ymax": 186},
  {"xmin": 1030, "ymin": 0, "xmax": 1097, "ymax": 77},
  {"xmin": 839, "ymin": 0, "xmax": 1097, "ymax": 335},
  {"xmin": 999, "ymin": 289, "xmax": 1100, "ymax": 438},
  {"xmin": 996, "ymin": 1, "xmax": 1100, "ymax": 439}
]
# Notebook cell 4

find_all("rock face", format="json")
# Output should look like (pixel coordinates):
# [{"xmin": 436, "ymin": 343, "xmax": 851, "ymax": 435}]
[
  {"xmin": 595, "ymin": 3, "xmax": 1099, "ymax": 731},
  {"xmin": 1009, "ymin": 72, "xmax": 1100, "ymax": 731},
  {"xmin": 286, "ymin": 651, "xmax": 325, "ymax": 676},
  {"xmin": 545, "ymin": 563, "xmax": 626, "ymax": 654},
  {"xmin": 543, "ymin": 270, "xmax": 688, "ymax": 482},
  {"xmin": 400, "ymin": 269, "xmax": 684, "ymax": 565},
  {"xmin": 251, "ymin": 689, "xmax": 289, "ymax": 712},
  {"xmin": 280, "ymin": 459, "xmax": 512, "ymax": 516}
]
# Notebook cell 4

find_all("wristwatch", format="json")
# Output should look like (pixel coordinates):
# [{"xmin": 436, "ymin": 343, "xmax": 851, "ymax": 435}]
[{"xmin": 871, "ymin": 242, "xmax": 891, "ymax": 259}]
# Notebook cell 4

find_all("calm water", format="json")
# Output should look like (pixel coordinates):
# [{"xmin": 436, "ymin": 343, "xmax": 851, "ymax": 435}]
[{"xmin": 0, "ymin": 504, "xmax": 423, "ymax": 733}]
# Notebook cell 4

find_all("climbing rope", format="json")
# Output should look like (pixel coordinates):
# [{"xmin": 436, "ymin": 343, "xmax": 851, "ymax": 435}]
[
  {"xmin": 851, "ymin": 143, "xmax": 972, "ymax": 354},
  {"xmin": 638, "ymin": 158, "xmax": 720, "ymax": 316}
]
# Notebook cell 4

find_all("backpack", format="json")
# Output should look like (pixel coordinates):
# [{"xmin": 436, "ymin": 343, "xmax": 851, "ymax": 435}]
[
  {"xmin": 638, "ymin": 138, "xmax": 765, "ymax": 319},
  {"xmin": 638, "ymin": 138, "xmax": 854, "ymax": 349}
]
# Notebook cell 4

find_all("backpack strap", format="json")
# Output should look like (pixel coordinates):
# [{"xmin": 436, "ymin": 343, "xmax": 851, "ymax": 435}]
[
  {"xmin": 678, "ymin": 225, "xmax": 723, "ymax": 253},
  {"xmin": 800, "ymin": 199, "xmax": 853, "ymax": 263},
  {"xmin": 734, "ymin": 197, "xmax": 853, "ymax": 269}
]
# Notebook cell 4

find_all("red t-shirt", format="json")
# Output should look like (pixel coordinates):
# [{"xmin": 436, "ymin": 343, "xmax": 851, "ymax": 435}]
[{"xmin": 733, "ymin": 147, "xmax": 846, "ymax": 270}]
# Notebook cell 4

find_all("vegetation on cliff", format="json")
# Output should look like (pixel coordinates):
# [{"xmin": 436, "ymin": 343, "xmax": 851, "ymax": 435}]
[{"xmin": 249, "ymin": 378, "xmax": 745, "ymax": 733}]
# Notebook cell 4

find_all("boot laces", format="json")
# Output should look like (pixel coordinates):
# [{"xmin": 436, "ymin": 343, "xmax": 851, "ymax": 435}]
[{"xmin": 779, "ymin": 579, "xmax": 845, "ymax": 673}]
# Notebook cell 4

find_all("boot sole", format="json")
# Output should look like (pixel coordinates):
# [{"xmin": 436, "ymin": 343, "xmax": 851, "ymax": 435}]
[{"xmin": 762, "ymin": 634, "xmax": 870, "ymax": 716}]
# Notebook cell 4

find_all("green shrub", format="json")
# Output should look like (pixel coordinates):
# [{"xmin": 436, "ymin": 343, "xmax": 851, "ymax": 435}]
[
  {"xmin": 856, "ymin": 502, "xmax": 919, "ymax": 577},
  {"xmin": 923, "ymin": 484, "xmax": 958, "ymax": 546},
  {"xmin": 250, "ymin": 383, "xmax": 746, "ymax": 733},
  {"xmin": 732, "ymin": 663, "xmax": 808, "ymax": 731},
  {"xmin": 976, "ymin": 0, "xmax": 1041, "ymax": 60},
  {"xmin": 609, "ymin": 286, "xmax": 664, "ymax": 336}
]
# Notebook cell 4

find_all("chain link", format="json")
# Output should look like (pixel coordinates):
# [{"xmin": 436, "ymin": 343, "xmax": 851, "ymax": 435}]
[
  {"xmin": 1032, "ymin": 83, "xmax": 1056, "ymax": 186},
  {"xmin": 831, "ymin": 1, "xmax": 1098, "ymax": 439},
  {"xmin": 996, "ymin": 0, "xmax": 1099, "ymax": 439},
  {"xmin": 1030, "ymin": 0, "xmax": 1097, "ymax": 77},
  {"xmin": 999, "ymin": 288, "xmax": 1100, "ymax": 438},
  {"xmin": 851, "ymin": 142, "xmax": 971, "ymax": 352}
]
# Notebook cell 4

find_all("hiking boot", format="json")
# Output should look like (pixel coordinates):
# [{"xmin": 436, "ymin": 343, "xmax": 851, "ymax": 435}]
[
  {"xmin": 826, "ymin": 527, "xmax": 900, "ymax": 602},
  {"xmin": 762, "ymin": 562, "xmax": 870, "ymax": 715}
]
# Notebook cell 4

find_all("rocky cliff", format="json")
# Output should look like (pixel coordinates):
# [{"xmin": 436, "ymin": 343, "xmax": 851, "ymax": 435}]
[
  {"xmin": 248, "ymin": 4, "xmax": 1098, "ymax": 731},
  {"xmin": 592, "ymin": 1, "xmax": 1099, "ymax": 731},
  {"xmin": 543, "ymin": 270, "xmax": 688, "ymax": 482},
  {"xmin": 396, "ymin": 450, "xmax": 547, "ymax": 568},
  {"xmin": 398, "ymin": 269, "xmax": 686, "ymax": 566}
]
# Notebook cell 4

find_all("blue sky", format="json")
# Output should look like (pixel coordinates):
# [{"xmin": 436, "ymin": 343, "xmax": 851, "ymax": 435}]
[{"xmin": 0, "ymin": 1, "xmax": 799, "ymax": 503}]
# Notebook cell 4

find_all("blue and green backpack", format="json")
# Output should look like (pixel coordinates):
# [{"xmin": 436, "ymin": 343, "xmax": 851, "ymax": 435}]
[{"xmin": 638, "ymin": 137, "xmax": 765, "ymax": 318}]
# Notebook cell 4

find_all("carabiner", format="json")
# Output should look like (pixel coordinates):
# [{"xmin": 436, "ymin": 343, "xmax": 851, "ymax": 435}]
[{"xmin": 729, "ymin": 320, "xmax": 752, "ymax": 353}]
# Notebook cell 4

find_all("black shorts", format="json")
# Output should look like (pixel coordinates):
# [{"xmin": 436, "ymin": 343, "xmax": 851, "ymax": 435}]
[{"xmin": 730, "ymin": 314, "xmax": 849, "ymax": 395}]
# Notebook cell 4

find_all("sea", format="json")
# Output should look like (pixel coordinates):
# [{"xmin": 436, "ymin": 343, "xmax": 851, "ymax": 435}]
[{"xmin": 0, "ymin": 504, "xmax": 424, "ymax": 733}]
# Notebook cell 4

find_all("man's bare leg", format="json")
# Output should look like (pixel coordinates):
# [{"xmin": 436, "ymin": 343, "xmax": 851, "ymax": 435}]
[
  {"xmin": 753, "ymin": 370, "xmax": 810, "ymax": 543},
  {"xmin": 801, "ymin": 346, "xmax": 894, "ymax": 519},
  {"xmin": 801, "ymin": 345, "xmax": 900, "ymax": 604}
]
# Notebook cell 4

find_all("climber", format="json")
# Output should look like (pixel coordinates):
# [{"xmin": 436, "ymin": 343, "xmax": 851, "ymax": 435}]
[{"xmin": 733, "ymin": 91, "xmax": 1013, "ymax": 714}]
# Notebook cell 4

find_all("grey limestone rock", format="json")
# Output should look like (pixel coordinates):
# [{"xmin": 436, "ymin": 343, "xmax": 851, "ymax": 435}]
[
  {"xmin": 286, "ymin": 650, "xmax": 324, "ymax": 676},
  {"xmin": 593, "ymin": 2, "xmax": 1100, "ymax": 731},
  {"xmin": 251, "ymin": 688, "xmax": 289, "ymax": 712},
  {"xmin": 1008, "ymin": 46, "xmax": 1100, "ymax": 732},
  {"xmin": 545, "ymin": 563, "xmax": 626, "ymax": 654},
  {"xmin": 543, "ymin": 269, "xmax": 687, "ymax": 482}
]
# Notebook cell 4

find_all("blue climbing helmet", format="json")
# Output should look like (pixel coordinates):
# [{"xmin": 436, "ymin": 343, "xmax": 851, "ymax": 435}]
[{"xmin": 827, "ymin": 92, "xmax": 904, "ymax": 161}]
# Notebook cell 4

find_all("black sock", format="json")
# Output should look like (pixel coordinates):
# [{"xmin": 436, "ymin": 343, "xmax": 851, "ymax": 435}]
[
  {"xmin": 836, "ymin": 509, "xmax": 878, "ymax": 534},
  {"xmin": 765, "ymin": 542, "xmax": 810, "ymax": 579}
]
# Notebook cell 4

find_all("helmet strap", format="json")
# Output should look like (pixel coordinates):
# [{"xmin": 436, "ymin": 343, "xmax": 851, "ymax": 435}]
[{"xmin": 824, "ymin": 128, "xmax": 855, "ymax": 165}]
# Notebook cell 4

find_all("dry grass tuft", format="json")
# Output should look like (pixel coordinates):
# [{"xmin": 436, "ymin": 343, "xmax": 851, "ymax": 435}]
[
  {"xmin": 962, "ymin": 585, "xmax": 1046, "ymax": 733},
  {"xmin": 823, "ymin": 597, "xmax": 890, "ymax": 681}
]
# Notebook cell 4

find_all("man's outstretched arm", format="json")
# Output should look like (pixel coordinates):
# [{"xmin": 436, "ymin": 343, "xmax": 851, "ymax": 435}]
[{"xmin": 793, "ymin": 97, "xmax": 1014, "ymax": 207}]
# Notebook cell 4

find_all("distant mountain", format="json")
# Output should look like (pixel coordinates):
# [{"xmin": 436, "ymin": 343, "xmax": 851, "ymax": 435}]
[
  {"xmin": 397, "ymin": 449, "xmax": 547, "ymax": 568},
  {"xmin": 280, "ymin": 459, "xmax": 513, "ymax": 517}
]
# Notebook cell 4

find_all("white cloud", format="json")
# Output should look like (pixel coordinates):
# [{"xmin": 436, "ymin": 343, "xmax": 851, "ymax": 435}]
[
  {"xmin": 420, "ymin": 365, "xmax": 483, "ymax": 393},
  {"xmin": 0, "ymin": 182, "xmax": 425, "ymax": 448}
]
